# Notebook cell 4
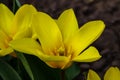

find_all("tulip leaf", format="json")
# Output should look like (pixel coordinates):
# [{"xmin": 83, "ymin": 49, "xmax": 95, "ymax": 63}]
[
  {"xmin": 16, "ymin": 52, "xmax": 34, "ymax": 80},
  {"xmin": 65, "ymin": 63, "xmax": 80, "ymax": 80},
  {"xmin": 0, "ymin": 59, "xmax": 22, "ymax": 80},
  {"xmin": 15, "ymin": 0, "xmax": 21, "ymax": 7},
  {"xmin": 12, "ymin": 0, "xmax": 21, "ymax": 13},
  {"xmin": 25, "ymin": 54, "xmax": 61, "ymax": 80}
]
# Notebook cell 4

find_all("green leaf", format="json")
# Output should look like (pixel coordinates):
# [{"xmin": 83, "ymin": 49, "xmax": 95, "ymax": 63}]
[
  {"xmin": 15, "ymin": 0, "xmax": 21, "ymax": 7},
  {"xmin": 16, "ymin": 52, "xmax": 34, "ymax": 80},
  {"xmin": 25, "ymin": 54, "xmax": 61, "ymax": 80},
  {"xmin": 12, "ymin": 0, "xmax": 21, "ymax": 13},
  {"xmin": 0, "ymin": 59, "xmax": 22, "ymax": 80},
  {"xmin": 65, "ymin": 63, "xmax": 80, "ymax": 80}
]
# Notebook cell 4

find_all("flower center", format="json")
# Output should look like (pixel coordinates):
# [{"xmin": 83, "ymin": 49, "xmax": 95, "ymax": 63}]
[
  {"xmin": 52, "ymin": 46, "xmax": 66, "ymax": 56},
  {"xmin": 57, "ymin": 46, "xmax": 65, "ymax": 56}
]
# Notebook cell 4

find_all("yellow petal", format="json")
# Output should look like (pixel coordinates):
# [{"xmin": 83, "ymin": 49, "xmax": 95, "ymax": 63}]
[
  {"xmin": 56, "ymin": 9, "xmax": 78, "ymax": 42},
  {"xmin": 67, "ymin": 20, "xmax": 105, "ymax": 56},
  {"xmin": 9, "ymin": 38, "xmax": 70, "ymax": 69},
  {"xmin": 72, "ymin": 46, "xmax": 101, "ymax": 62},
  {"xmin": 9, "ymin": 38, "xmax": 41, "ymax": 55},
  {"xmin": 13, "ymin": 27, "xmax": 32, "ymax": 39},
  {"xmin": 45, "ymin": 61, "xmax": 71, "ymax": 69},
  {"xmin": 0, "ymin": 42, "xmax": 4, "ymax": 49},
  {"xmin": 87, "ymin": 69, "xmax": 101, "ymax": 80},
  {"xmin": 32, "ymin": 12, "xmax": 62, "ymax": 55},
  {"xmin": 0, "ymin": 47, "xmax": 13, "ymax": 56},
  {"xmin": 104, "ymin": 67, "xmax": 120, "ymax": 80},
  {"xmin": 11, "ymin": 4, "xmax": 37, "ymax": 39},
  {"xmin": 0, "ymin": 30, "xmax": 11, "ymax": 49},
  {"xmin": 0, "ymin": 30, "xmax": 6, "ymax": 49},
  {"xmin": 0, "ymin": 3, "xmax": 14, "ymax": 35},
  {"xmin": 0, "ymin": 29, "xmax": 12, "ymax": 56},
  {"xmin": 36, "ymin": 50, "xmax": 69, "ymax": 62},
  {"xmin": 36, "ymin": 50, "xmax": 70, "ymax": 69}
]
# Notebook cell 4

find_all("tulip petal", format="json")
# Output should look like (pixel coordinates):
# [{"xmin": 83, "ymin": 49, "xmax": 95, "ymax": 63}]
[
  {"xmin": 13, "ymin": 27, "xmax": 32, "ymax": 39},
  {"xmin": 36, "ymin": 50, "xmax": 70, "ymax": 69},
  {"xmin": 0, "ymin": 31, "xmax": 6, "ymax": 49},
  {"xmin": 45, "ymin": 61, "xmax": 71, "ymax": 69},
  {"xmin": 56, "ymin": 9, "xmax": 78, "ymax": 42},
  {"xmin": 36, "ymin": 50, "xmax": 69, "ymax": 62},
  {"xmin": 0, "ymin": 3, "xmax": 14, "ymax": 35},
  {"xmin": 9, "ymin": 38, "xmax": 70, "ymax": 68},
  {"xmin": 0, "ymin": 42, "xmax": 4, "ymax": 49},
  {"xmin": 0, "ymin": 30, "xmax": 11, "ymax": 49},
  {"xmin": 9, "ymin": 38, "xmax": 41, "ymax": 55},
  {"xmin": 0, "ymin": 47, "xmax": 13, "ymax": 56},
  {"xmin": 72, "ymin": 46, "xmax": 101, "ymax": 62},
  {"xmin": 32, "ymin": 12, "xmax": 62, "ymax": 55},
  {"xmin": 11, "ymin": 4, "xmax": 37, "ymax": 39},
  {"xmin": 87, "ymin": 69, "xmax": 101, "ymax": 80},
  {"xmin": 0, "ymin": 29, "xmax": 12, "ymax": 56},
  {"xmin": 67, "ymin": 20, "xmax": 105, "ymax": 56},
  {"xmin": 104, "ymin": 67, "xmax": 120, "ymax": 80}
]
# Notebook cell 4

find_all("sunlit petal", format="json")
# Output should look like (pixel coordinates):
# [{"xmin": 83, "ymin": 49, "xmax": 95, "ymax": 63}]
[
  {"xmin": 67, "ymin": 20, "xmax": 105, "ymax": 56},
  {"xmin": 87, "ymin": 69, "xmax": 101, "ymax": 80},
  {"xmin": 56, "ymin": 9, "xmax": 78, "ymax": 42},
  {"xmin": 9, "ymin": 38, "xmax": 41, "ymax": 55},
  {"xmin": 72, "ymin": 46, "xmax": 101, "ymax": 62},
  {"xmin": 104, "ymin": 67, "xmax": 120, "ymax": 80},
  {"xmin": 0, "ymin": 3, "xmax": 14, "ymax": 35},
  {"xmin": 32, "ymin": 12, "xmax": 63, "ymax": 55},
  {"xmin": 11, "ymin": 4, "xmax": 37, "ymax": 39}
]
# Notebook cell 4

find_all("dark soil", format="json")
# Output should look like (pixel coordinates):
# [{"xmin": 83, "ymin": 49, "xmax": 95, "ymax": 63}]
[{"xmin": 1, "ymin": 0, "xmax": 120, "ymax": 80}]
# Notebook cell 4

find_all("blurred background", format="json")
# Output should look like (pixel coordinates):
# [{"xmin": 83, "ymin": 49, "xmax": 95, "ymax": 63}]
[{"xmin": 0, "ymin": 0, "xmax": 120, "ymax": 80}]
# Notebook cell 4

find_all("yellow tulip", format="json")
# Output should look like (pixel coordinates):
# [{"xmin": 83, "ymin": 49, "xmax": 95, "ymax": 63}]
[
  {"xmin": 104, "ymin": 67, "xmax": 120, "ymax": 80},
  {"xmin": 10, "ymin": 9, "xmax": 105, "ymax": 69},
  {"xmin": 0, "ymin": 3, "xmax": 37, "ymax": 56},
  {"xmin": 87, "ymin": 69, "xmax": 101, "ymax": 80},
  {"xmin": 87, "ymin": 67, "xmax": 120, "ymax": 80}
]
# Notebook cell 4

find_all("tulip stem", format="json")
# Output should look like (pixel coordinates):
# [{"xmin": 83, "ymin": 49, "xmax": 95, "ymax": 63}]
[
  {"xmin": 12, "ymin": 0, "xmax": 16, "ymax": 13},
  {"xmin": 61, "ymin": 70, "xmax": 65, "ymax": 80}
]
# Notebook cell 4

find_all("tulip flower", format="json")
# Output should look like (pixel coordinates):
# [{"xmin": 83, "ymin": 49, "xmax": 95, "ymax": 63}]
[
  {"xmin": 87, "ymin": 67, "xmax": 120, "ymax": 80},
  {"xmin": 0, "ymin": 4, "xmax": 37, "ymax": 56},
  {"xmin": 10, "ymin": 9, "xmax": 105, "ymax": 69},
  {"xmin": 104, "ymin": 67, "xmax": 120, "ymax": 80},
  {"xmin": 87, "ymin": 69, "xmax": 101, "ymax": 80}
]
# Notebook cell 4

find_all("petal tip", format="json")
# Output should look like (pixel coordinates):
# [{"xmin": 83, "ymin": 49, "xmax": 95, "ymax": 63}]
[{"xmin": 95, "ymin": 20, "xmax": 105, "ymax": 28}]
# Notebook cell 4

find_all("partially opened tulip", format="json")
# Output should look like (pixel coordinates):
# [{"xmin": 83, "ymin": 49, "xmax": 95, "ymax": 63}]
[
  {"xmin": 0, "ymin": 4, "xmax": 37, "ymax": 56},
  {"xmin": 87, "ymin": 69, "xmax": 101, "ymax": 80},
  {"xmin": 10, "ymin": 9, "xmax": 105, "ymax": 69},
  {"xmin": 104, "ymin": 67, "xmax": 120, "ymax": 80},
  {"xmin": 87, "ymin": 67, "xmax": 120, "ymax": 80}
]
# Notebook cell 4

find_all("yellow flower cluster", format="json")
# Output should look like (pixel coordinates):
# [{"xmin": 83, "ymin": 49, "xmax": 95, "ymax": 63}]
[
  {"xmin": 0, "ymin": 3, "xmax": 37, "ymax": 56},
  {"xmin": 87, "ymin": 67, "xmax": 120, "ymax": 80},
  {"xmin": 0, "ymin": 4, "xmax": 105, "ymax": 69}
]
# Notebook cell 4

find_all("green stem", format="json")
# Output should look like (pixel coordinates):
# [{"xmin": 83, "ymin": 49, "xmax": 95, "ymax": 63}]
[
  {"xmin": 12, "ymin": 0, "xmax": 16, "ymax": 13},
  {"xmin": 61, "ymin": 70, "xmax": 65, "ymax": 80},
  {"xmin": 15, "ymin": 0, "xmax": 21, "ymax": 7},
  {"xmin": 16, "ymin": 52, "xmax": 34, "ymax": 80},
  {"xmin": 12, "ymin": 0, "xmax": 21, "ymax": 13}
]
